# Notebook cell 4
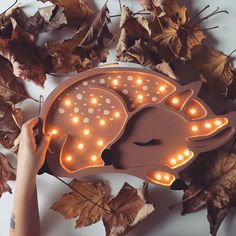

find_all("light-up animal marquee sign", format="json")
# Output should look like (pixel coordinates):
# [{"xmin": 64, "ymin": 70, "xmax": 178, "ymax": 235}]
[{"xmin": 40, "ymin": 67, "xmax": 236, "ymax": 187}]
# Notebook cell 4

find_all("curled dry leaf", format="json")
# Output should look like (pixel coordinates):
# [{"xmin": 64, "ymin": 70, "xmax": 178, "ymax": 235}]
[
  {"xmin": 39, "ymin": 0, "xmax": 94, "ymax": 28},
  {"xmin": 47, "ymin": 4, "xmax": 112, "ymax": 74},
  {"xmin": 191, "ymin": 46, "xmax": 234, "ymax": 96},
  {"xmin": 0, "ymin": 153, "xmax": 16, "ymax": 198},
  {"xmin": 102, "ymin": 182, "xmax": 155, "ymax": 236},
  {"xmin": 0, "ymin": 99, "xmax": 23, "ymax": 150},
  {"xmin": 181, "ymin": 151, "xmax": 236, "ymax": 236},
  {"xmin": 51, "ymin": 179, "xmax": 110, "ymax": 228},
  {"xmin": 0, "ymin": 56, "xmax": 29, "ymax": 104}
]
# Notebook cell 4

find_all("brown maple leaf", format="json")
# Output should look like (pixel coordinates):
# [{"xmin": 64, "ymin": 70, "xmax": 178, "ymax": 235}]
[
  {"xmin": 191, "ymin": 46, "xmax": 234, "ymax": 96},
  {"xmin": 0, "ymin": 56, "xmax": 29, "ymax": 104},
  {"xmin": 0, "ymin": 99, "xmax": 23, "ymax": 150},
  {"xmin": 181, "ymin": 151, "xmax": 236, "ymax": 236},
  {"xmin": 102, "ymin": 182, "xmax": 155, "ymax": 236},
  {"xmin": 0, "ymin": 153, "xmax": 16, "ymax": 197},
  {"xmin": 51, "ymin": 179, "xmax": 110, "ymax": 228},
  {"xmin": 39, "ymin": 0, "xmax": 94, "ymax": 28},
  {"xmin": 47, "ymin": 4, "xmax": 112, "ymax": 74}
]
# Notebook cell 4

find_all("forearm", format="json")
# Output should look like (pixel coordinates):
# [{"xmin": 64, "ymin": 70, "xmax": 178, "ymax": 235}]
[{"xmin": 10, "ymin": 171, "xmax": 40, "ymax": 236}]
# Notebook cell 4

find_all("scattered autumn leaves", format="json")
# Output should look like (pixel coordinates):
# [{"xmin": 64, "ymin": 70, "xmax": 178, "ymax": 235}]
[{"xmin": 51, "ymin": 180, "xmax": 155, "ymax": 236}]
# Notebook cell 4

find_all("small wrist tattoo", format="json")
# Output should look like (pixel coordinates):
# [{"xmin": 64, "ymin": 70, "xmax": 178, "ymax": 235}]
[{"xmin": 10, "ymin": 213, "xmax": 15, "ymax": 230}]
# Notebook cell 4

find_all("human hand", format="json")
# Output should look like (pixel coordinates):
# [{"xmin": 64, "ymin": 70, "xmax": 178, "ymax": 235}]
[{"xmin": 17, "ymin": 117, "xmax": 52, "ymax": 179}]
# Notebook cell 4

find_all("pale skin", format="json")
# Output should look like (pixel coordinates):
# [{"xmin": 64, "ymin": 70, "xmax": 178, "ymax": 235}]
[{"xmin": 10, "ymin": 117, "xmax": 52, "ymax": 236}]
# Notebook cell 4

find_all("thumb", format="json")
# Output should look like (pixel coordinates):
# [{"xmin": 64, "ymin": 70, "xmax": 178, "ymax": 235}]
[{"xmin": 37, "ymin": 132, "xmax": 52, "ymax": 157}]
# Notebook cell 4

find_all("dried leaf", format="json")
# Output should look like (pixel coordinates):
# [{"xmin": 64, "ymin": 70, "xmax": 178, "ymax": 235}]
[
  {"xmin": 51, "ymin": 179, "xmax": 110, "ymax": 228},
  {"xmin": 155, "ymin": 60, "xmax": 176, "ymax": 79},
  {"xmin": 0, "ymin": 99, "xmax": 22, "ymax": 150},
  {"xmin": 0, "ymin": 56, "xmax": 29, "ymax": 104},
  {"xmin": 0, "ymin": 153, "xmax": 16, "ymax": 197},
  {"xmin": 40, "ymin": 0, "xmax": 94, "ymax": 28},
  {"xmin": 181, "ymin": 151, "xmax": 236, "ymax": 236},
  {"xmin": 102, "ymin": 182, "xmax": 155, "ymax": 236},
  {"xmin": 191, "ymin": 46, "xmax": 234, "ymax": 96}
]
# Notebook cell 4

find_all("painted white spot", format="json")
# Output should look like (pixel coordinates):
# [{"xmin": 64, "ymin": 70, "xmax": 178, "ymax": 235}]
[
  {"xmin": 110, "ymin": 118, "xmax": 114, "ymax": 121},
  {"xmin": 108, "ymin": 77, "xmax": 111, "ymax": 80},
  {"xmin": 76, "ymin": 93, "xmax": 83, "ymax": 100},
  {"xmin": 152, "ymin": 97, "xmax": 158, "ymax": 102},
  {"xmin": 122, "ymin": 89, "xmax": 128, "ymax": 95},
  {"xmin": 127, "ymin": 76, "xmax": 133, "ymax": 81},
  {"xmin": 100, "ymin": 79, "xmax": 105, "ymax": 84},
  {"xmin": 88, "ymin": 108, "xmax": 94, "ymax": 114},
  {"xmin": 74, "ymin": 107, "xmax": 79, "ymax": 113},
  {"xmin": 142, "ymin": 85, "xmax": 149, "ymax": 91},
  {"xmin": 83, "ymin": 81, "xmax": 88, "ymax": 86},
  {"xmin": 124, "ymin": 84, "xmax": 127, "ymax": 87},
  {"xmin": 83, "ymin": 103, "xmax": 87, "ymax": 106},
  {"xmin": 96, "ymin": 115, "xmax": 100, "ymax": 119},
  {"xmin": 58, "ymin": 108, "xmax": 65, "ymax": 114},
  {"xmin": 82, "ymin": 91, "xmax": 86, "ymax": 94},
  {"xmin": 92, "ymin": 80, "xmax": 95, "ymax": 83},
  {"xmin": 76, "ymin": 87, "xmax": 79, "ymax": 90},
  {"xmin": 105, "ymin": 98, "xmax": 111, "ymax": 104},
  {"xmin": 83, "ymin": 117, "xmax": 90, "ymax": 123},
  {"xmin": 104, "ymin": 110, "xmax": 110, "ymax": 115},
  {"xmin": 117, "ymin": 76, "xmax": 122, "ymax": 79}
]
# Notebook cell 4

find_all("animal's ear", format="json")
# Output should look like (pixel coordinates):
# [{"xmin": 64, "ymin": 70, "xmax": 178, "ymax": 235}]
[
  {"xmin": 187, "ymin": 127, "xmax": 235, "ymax": 153},
  {"xmin": 182, "ymin": 80, "xmax": 203, "ymax": 94}
]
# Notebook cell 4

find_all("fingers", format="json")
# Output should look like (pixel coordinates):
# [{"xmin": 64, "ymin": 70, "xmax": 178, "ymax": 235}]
[
  {"xmin": 22, "ymin": 117, "xmax": 39, "ymax": 130},
  {"xmin": 37, "ymin": 132, "xmax": 52, "ymax": 157}
]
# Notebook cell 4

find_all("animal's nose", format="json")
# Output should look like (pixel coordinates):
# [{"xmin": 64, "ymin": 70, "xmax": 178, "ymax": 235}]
[{"xmin": 101, "ymin": 149, "xmax": 113, "ymax": 165}]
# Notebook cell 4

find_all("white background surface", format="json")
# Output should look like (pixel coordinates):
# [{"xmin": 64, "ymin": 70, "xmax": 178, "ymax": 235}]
[{"xmin": 1, "ymin": 0, "xmax": 236, "ymax": 236}]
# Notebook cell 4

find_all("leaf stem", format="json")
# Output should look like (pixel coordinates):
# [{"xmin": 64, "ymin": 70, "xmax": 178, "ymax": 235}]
[
  {"xmin": 187, "ymin": 5, "xmax": 210, "ymax": 25},
  {"xmin": 53, "ymin": 175, "xmax": 112, "ymax": 213}
]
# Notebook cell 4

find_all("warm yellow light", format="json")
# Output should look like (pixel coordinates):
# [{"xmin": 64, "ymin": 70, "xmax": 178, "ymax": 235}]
[
  {"xmin": 91, "ymin": 97, "xmax": 98, "ymax": 105},
  {"xmin": 137, "ymin": 94, "xmax": 143, "ymax": 101},
  {"xmin": 112, "ymin": 79, "xmax": 119, "ymax": 86},
  {"xmin": 91, "ymin": 155, "xmax": 97, "ymax": 162},
  {"xmin": 170, "ymin": 158, "xmax": 177, "ymax": 165},
  {"xmin": 136, "ymin": 78, "xmax": 143, "ymax": 85},
  {"xmin": 215, "ymin": 120, "xmax": 222, "ymax": 126},
  {"xmin": 77, "ymin": 143, "xmax": 84, "ymax": 150},
  {"xmin": 114, "ymin": 111, "xmax": 120, "ymax": 118},
  {"xmin": 189, "ymin": 108, "xmax": 197, "ymax": 115},
  {"xmin": 65, "ymin": 99, "xmax": 71, "ymax": 106},
  {"xmin": 99, "ymin": 119, "xmax": 106, "ymax": 126},
  {"xmin": 171, "ymin": 97, "xmax": 179, "ymax": 105},
  {"xmin": 204, "ymin": 122, "xmax": 212, "ymax": 129},
  {"xmin": 184, "ymin": 149, "xmax": 190, "ymax": 156},
  {"xmin": 191, "ymin": 125, "xmax": 198, "ymax": 132},
  {"xmin": 72, "ymin": 116, "xmax": 79, "ymax": 123},
  {"xmin": 51, "ymin": 129, "xmax": 58, "ymax": 135},
  {"xmin": 177, "ymin": 154, "xmax": 184, "ymax": 160},
  {"xmin": 164, "ymin": 175, "xmax": 170, "ymax": 181},
  {"xmin": 155, "ymin": 173, "xmax": 162, "ymax": 180},
  {"xmin": 66, "ymin": 155, "xmax": 72, "ymax": 162},
  {"xmin": 159, "ymin": 85, "xmax": 166, "ymax": 92},
  {"xmin": 83, "ymin": 129, "xmax": 90, "ymax": 135},
  {"xmin": 97, "ymin": 139, "xmax": 104, "ymax": 146}
]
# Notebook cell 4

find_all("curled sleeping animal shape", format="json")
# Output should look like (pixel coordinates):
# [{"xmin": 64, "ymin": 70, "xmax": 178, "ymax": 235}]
[{"xmin": 40, "ymin": 67, "xmax": 236, "ymax": 187}]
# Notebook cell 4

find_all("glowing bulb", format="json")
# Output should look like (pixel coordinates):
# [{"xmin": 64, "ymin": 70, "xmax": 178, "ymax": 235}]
[
  {"xmin": 159, "ymin": 85, "xmax": 166, "ymax": 92},
  {"xmin": 77, "ymin": 143, "xmax": 84, "ymax": 150},
  {"xmin": 170, "ymin": 158, "xmax": 177, "ymax": 165},
  {"xmin": 191, "ymin": 125, "xmax": 198, "ymax": 132},
  {"xmin": 137, "ymin": 94, "xmax": 143, "ymax": 101},
  {"xmin": 91, "ymin": 97, "xmax": 98, "ymax": 105},
  {"xmin": 155, "ymin": 173, "xmax": 162, "ymax": 180},
  {"xmin": 66, "ymin": 155, "xmax": 72, "ymax": 162},
  {"xmin": 136, "ymin": 78, "xmax": 142, "ymax": 85},
  {"xmin": 184, "ymin": 149, "xmax": 190, "ymax": 156},
  {"xmin": 189, "ymin": 108, "xmax": 197, "ymax": 115},
  {"xmin": 171, "ymin": 97, "xmax": 179, "ymax": 105},
  {"xmin": 91, "ymin": 155, "xmax": 97, "ymax": 162},
  {"xmin": 65, "ymin": 99, "xmax": 71, "ymax": 106},
  {"xmin": 204, "ymin": 122, "xmax": 212, "ymax": 129},
  {"xmin": 112, "ymin": 79, "xmax": 119, "ymax": 86},
  {"xmin": 215, "ymin": 120, "xmax": 222, "ymax": 126},
  {"xmin": 51, "ymin": 129, "xmax": 58, "ymax": 135},
  {"xmin": 177, "ymin": 154, "xmax": 184, "ymax": 160},
  {"xmin": 114, "ymin": 111, "xmax": 120, "ymax": 118},
  {"xmin": 164, "ymin": 175, "xmax": 170, "ymax": 181},
  {"xmin": 97, "ymin": 139, "xmax": 104, "ymax": 146},
  {"xmin": 99, "ymin": 119, "xmax": 106, "ymax": 126},
  {"xmin": 83, "ymin": 129, "xmax": 90, "ymax": 135},
  {"xmin": 72, "ymin": 116, "xmax": 79, "ymax": 123}
]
